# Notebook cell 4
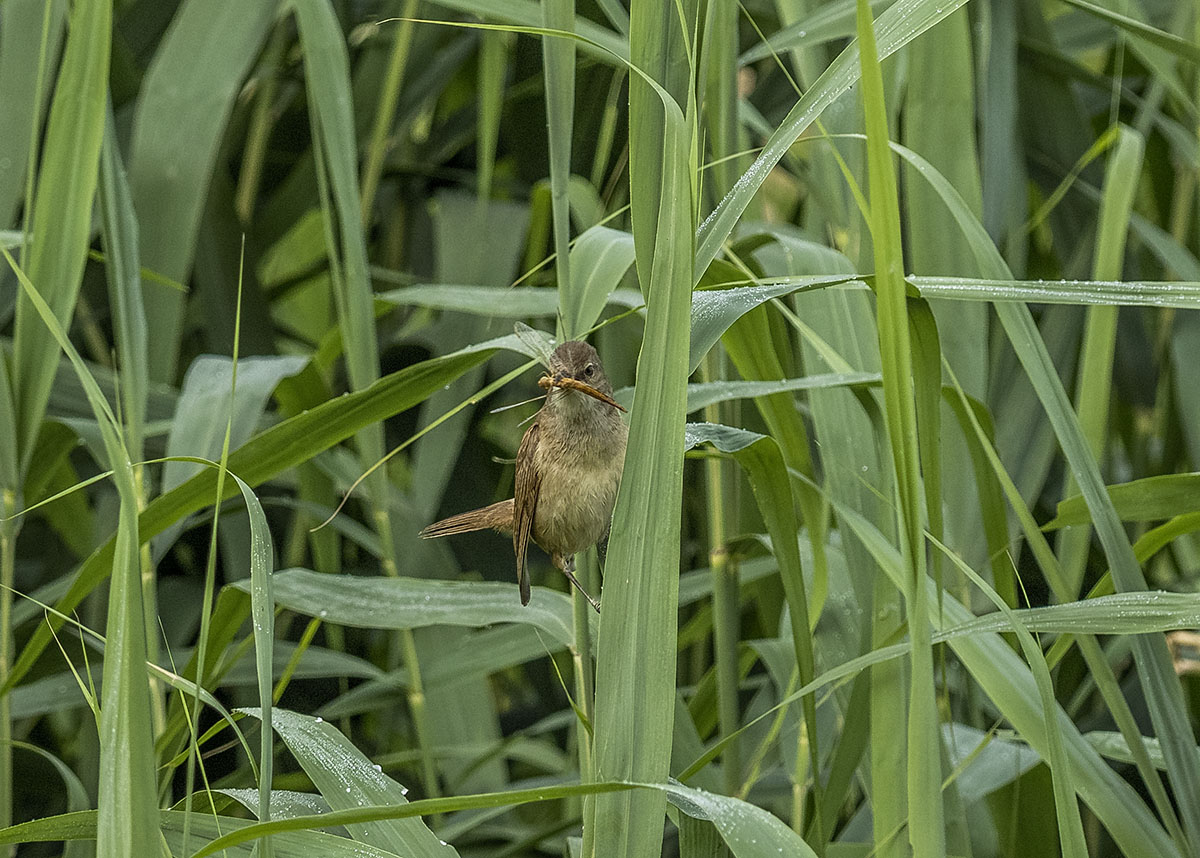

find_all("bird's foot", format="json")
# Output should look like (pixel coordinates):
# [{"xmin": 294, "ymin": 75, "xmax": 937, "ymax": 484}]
[{"xmin": 554, "ymin": 553, "xmax": 601, "ymax": 614}]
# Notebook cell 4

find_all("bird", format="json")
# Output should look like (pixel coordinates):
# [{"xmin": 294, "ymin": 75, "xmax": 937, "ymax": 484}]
[{"xmin": 419, "ymin": 340, "xmax": 628, "ymax": 612}]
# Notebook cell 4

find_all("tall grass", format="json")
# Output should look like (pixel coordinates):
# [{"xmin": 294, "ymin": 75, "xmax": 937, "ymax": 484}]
[{"xmin": 0, "ymin": 0, "xmax": 1197, "ymax": 856}]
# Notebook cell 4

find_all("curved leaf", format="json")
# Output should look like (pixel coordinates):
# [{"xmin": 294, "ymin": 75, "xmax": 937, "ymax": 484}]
[{"xmin": 235, "ymin": 567, "xmax": 580, "ymax": 649}]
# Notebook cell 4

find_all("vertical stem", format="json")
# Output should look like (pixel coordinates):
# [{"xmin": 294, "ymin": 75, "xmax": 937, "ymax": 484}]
[
  {"xmin": 0, "ymin": 492, "xmax": 14, "ymax": 851},
  {"xmin": 235, "ymin": 25, "xmax": 287, "ymax": 223},
  {"xmin": 374, "ymin": 506, "xmax": 441, "ymax": 804},
  {"xmin": 135, "ymin": 464, "xmax": 166, "ymax": 737},
  {"xmin": 359, "ymin": 1, "xmax": 419, "ymax": 225},
  {"xmin": 704, "ymin": 353, "xmax": 740, "ymax": 796},
  {"xmin": 577, "ymin": 551, "xmax": 598, "ymax": 841},
  {"xmin": 397, "ymin": 624, "xmax": 439, "ymax": 801},
  {"xmin": 572, "ymin": 566, "xmax": 595, "ymax": 773}
]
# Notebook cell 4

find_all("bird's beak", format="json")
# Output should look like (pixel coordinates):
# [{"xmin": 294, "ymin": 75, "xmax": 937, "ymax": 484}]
[{"xmin": 537, "ymin": 374, "xmax": 627, "ymax": 412}]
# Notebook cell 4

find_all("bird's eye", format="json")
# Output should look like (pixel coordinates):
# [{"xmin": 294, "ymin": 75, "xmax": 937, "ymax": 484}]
[{"xmin": 584, "ymin": 364, "xmax": 595, "ymax": 377}]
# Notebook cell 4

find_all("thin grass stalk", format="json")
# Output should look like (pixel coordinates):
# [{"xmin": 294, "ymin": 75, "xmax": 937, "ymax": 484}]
[
  {"xmin": 702, "ymin": 353, "xmax": 741, "ymax": 797},
  {"xmin": 235, "ymin": 24, "xmax": 288, "ymax": 223},
  {"xmin": 542, "ymin": 0, "xmax": 575, "ymax": 322},
  {"xmin": 360, "ymin": 1, "xmax": 419, "ymax": 224},
  {"xmin": 571, "ymin": 551, "xmax": 596, "ymax": 788},
  {"xmin": 854, "ymin": 1, "xmax": 943, "ymax": 854},
  {"xmin": 0, "ymin": 499, "xmax": 13, "ymax": 848}
]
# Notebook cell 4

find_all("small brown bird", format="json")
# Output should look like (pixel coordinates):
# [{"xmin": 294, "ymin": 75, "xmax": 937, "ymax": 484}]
[{"xmin": 419, "ymin": 340, "xmax": 628, "ymax": 612}]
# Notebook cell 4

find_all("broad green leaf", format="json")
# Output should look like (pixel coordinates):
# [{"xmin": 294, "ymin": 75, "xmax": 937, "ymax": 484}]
[
  {"xmin": 1047, "ymin": 474, "xmax": 1200, "ymax": 528},
  {"xmin": 1057, "ymin": 125, "xmax": 1144, "ymax": 597},
  {"xmin": 289, "ymin": 0, "xmax": 377, "ymax": 395},
  {"xmin": 663, "ymin": 781, "xmax": 817, "ymax": 858},
  {"xmin": 0, "ymin": 809, "xmax": 404, "ymax": 857},
  {"xmin": 690, "ymin": 277, "xmax": 854, "ymax": 372},
  {"xmin": 908, "ymin": 275, "xmax": 1200, "ymax": 308},
  {"xmin": 244, "ymin": 708, "xmax": 457, "ymax": 857},
  {"xmin": 1084, "ymin": 732, "xmax": 1200, "ymax": 773},
  {"xmin": 936, "ymin": 592, "xmax": 1200, "ymax": 638},
  {"xmin": 228, "ymin": 472, "xmax": 277, "ymax": 845},
  {"xmin": 191, "ymin": 782, "xmax": 638, "ymax": 857},
  {"xmin": 378, "ymin": 283, "xmax": 644, "ymax": 319},
  {"xmin": 218, "ymin": 641, "xmax": 384, "ymax": 685},
  {"xmin": 149, "ymin": 775, "xmax": 814, "ymax": 858},
  {"xmin": 381, "ymin": 285, "xmax": 559, "ymax": 317},
  {"xmin": 940, "ymin": 724, "xmax": 1040, "ymax": 803},
  {"xmin": 683, "ymin": 372, "xmax": 879, "ymax": 413},
  {"xmin": 218, "ymin": 789, "xmax": 336, "ymax": 828},
  {"xmin": 234, "ymin": 568, "xmax": 579, "ymax": 649},
  {"xmin": 161, "ymin": 355, "xmax": 308, "ymax": 494},
  {"xmin": 740, "ymin": 0, "xmax": 890, "ymax": 63}
]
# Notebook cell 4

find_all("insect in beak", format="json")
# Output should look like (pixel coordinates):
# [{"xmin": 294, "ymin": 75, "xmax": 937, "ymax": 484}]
[{"xmin": 537, "ymin": 374, "xmax": 626, "ymax": 412}]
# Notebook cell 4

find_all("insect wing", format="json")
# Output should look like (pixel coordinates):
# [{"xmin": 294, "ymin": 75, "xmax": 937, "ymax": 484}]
[{"xmin": 513, "ymin": 321, "xmax": 557, "ymax": 368}]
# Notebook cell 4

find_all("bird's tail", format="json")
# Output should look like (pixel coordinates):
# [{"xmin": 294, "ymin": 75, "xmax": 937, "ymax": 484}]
[{"xmin": 419, "ymin": 499, "xmax": 514, "ymax": 538}]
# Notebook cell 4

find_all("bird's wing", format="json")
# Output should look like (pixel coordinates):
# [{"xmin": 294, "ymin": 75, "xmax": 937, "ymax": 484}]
[{"xmin": 513, "ymin": 420, "xmax": 541, "ymax": 605}]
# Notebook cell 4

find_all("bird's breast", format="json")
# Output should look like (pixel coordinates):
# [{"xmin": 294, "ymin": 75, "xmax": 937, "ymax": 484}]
[{"xmin": 531, "ymin": 414, "xmax": 627, "ymax": 557}]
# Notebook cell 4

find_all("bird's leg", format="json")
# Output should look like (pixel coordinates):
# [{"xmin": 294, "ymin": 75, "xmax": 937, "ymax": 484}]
[{"xmin": 554, "ymin": 553, "xmax": 601, "ymax": 614}]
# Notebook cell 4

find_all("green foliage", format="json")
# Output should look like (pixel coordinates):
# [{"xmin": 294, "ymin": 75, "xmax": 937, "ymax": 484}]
[{"xmin": 0, "ymin": 0, "xmax": 1197, "ymax": 856}]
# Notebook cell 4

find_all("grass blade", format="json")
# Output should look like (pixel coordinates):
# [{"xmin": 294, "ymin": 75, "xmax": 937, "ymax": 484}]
[
  {"xmin": 854, "ymin": 1, "xmax": 942, "ymax": 854},
  {"xmin": 587, "ymin": 2, "xmax": 695, "ymax": 853}
]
